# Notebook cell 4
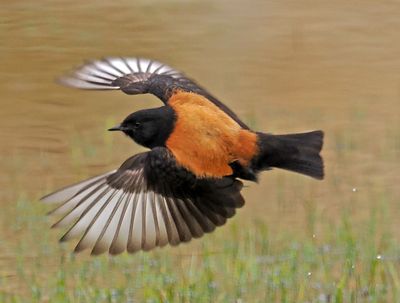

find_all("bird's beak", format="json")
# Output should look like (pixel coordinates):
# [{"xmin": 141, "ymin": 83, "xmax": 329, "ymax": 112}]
[{"xmin": 108, "ymin": 124, "xmax": 124, "ymax": 131}]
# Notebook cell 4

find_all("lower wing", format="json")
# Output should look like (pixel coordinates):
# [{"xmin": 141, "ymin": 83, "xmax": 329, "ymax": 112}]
[{"xmin": 41, "ymin": 149, "xmax": 244, "ymax": 255}]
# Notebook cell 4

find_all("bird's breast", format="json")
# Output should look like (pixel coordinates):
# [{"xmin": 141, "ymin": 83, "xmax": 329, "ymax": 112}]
[{"xmin": 166, "ymin": 91, "xmax": 258, "ymax": 178}]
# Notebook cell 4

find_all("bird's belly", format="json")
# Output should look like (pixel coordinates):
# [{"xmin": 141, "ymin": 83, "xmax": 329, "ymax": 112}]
[{"xmin": 166, "ymin": 91, "xmax": 258, "ymax": 178}]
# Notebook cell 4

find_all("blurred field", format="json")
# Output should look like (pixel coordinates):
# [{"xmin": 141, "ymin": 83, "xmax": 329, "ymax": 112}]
[{"xmin": 1, "ymin": 0, "xmax": 400, "ymax": 302}]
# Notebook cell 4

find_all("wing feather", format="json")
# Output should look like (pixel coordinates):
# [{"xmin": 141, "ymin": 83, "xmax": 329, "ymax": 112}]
[
  {"xmin": 59, "ymin": 57, "xmax": 249, "ymax": 128},
  {"xmin": 51, "ymin": 181, "xmax": 108, "ymax": 228},
  {"xmin": 61, "ymin": 189, "xmax": 114, "ymax": 242},
  {"xmin": 42, "ymin": 171, "xmax": 113, "ymax": 204},
  {"xmin": 181, "ymin": 197, "xmax": 214, "ymax": 234},
  {"xmin": 158, "ymin": 194, "xmax": 180, "ymax": 245},
  {"xmin": 127, "ymin": 191, "xmax": 145, "ymax": 253},
  {"xmin": 153, "ymin": 194, "xmax": 169, "ymax": 247},
  {"xmin": 109, "ymin": 192, "xmax": 134, "ymax": 255},
  {"xmin": 74, "ymin": 190, "xmax": 120, "ymax": 253},
  {"xmin": 91, "ymin": 191, "xmax": 128, "ymax": 255},
  {"xmin": 41, "ymin": 150, "xmax": 245, "ymax": 255},
  {"xmin": 174, "ymin": 197, "xmax": 204, "ymax": 238},
  {"xmin": 164, "ymin": 195, "xmax": 192, "ymax": 243},
  {"xmin": 142, "ymin": 194, "xmax": 157, "ymax": 251}
]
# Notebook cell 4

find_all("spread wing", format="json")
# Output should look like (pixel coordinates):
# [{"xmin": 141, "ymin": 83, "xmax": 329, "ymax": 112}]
[
  {"xmin": 59, "ymin": 57, "xmax": 248, "ymax": 129},
  {"xmin": 41, "ymin": 148, "xmax": 244, "ymax": 255}
]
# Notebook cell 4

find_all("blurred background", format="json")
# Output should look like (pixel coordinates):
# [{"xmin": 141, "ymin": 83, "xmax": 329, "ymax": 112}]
[{"xmin": 1, "ymin": 0, "xmax": 399, "ymax": 302}]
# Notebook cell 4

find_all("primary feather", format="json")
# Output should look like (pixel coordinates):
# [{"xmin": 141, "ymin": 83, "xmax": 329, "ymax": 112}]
[{"xmin": 42, "ymin": 151, "xmax": 244, "ymax": 255}]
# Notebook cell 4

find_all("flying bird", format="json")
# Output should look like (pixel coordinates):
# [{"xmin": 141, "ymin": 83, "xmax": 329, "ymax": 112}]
[{"xmin": 42, "ymin": 58, "xmax": 324, "ymax": 255}]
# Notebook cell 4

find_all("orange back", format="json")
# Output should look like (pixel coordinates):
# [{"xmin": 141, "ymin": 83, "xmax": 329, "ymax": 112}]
[{"xmin": 166, "ymin": 91, "xmax": 258, "ymax": 178}]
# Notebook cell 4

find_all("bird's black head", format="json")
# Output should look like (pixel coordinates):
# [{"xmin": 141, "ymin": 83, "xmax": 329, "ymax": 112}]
[{"xmin": 109, "ymin": 106, "xmax": 176, "ymax": 149}]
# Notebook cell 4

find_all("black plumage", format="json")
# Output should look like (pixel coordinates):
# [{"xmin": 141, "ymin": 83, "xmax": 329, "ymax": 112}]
[
  {"xmin": 44, "ymin": 149, "xmax": 244, "ymax": 255},
  {"xmin": 42, "ymin": 57, "xmax": 324, "ymax": 255}
]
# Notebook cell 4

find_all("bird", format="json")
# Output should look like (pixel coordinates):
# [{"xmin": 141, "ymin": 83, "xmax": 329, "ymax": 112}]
[{"xmin": 41, "ymin": 57, "xmax": 324, "ymax": 255}]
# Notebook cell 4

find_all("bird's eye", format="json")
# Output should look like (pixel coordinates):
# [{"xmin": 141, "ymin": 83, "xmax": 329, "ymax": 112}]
[{"xmin": 134, "ymin": 122, "xmax": 141, "ymax": 128}]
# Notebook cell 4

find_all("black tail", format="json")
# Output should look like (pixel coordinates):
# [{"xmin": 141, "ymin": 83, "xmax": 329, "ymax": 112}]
[{"xmin": 253, "ymin": 130, "xmax": 324, "ymax": 179}]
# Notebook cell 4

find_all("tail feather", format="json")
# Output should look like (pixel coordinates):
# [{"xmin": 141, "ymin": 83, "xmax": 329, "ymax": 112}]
[{"xmin": 254, "ymin": 130, "xmax": 324, "ymax": 179}]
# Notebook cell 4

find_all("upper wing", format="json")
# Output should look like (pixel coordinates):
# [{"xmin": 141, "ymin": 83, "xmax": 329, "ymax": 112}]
[
  {"xmin": 41, "ymin": 148, "xmax": 244, "ymax": 255},
  {"xmin": 59, "ymin": 57, "xmax": 249, "ymax": 129}
]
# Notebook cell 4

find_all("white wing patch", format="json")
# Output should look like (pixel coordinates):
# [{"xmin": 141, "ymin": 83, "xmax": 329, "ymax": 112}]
[
  {"xmin": 42, "ymin": 171, "xmax": 114, "ymax": 204},
  {"xmin": 41, "ymin": 167, "xmax": 225, "ymax": 255},
  {"xmin": 59, "ymin": 57, "xmax": 183, "ymax": 90}
]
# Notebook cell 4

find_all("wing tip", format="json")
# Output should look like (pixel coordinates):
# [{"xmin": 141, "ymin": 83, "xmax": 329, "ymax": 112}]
[
  {"xmin": 109, "ymin": 247, "xmax": 125, "ymax": 256},
  {"xmin": 40, "ymin": 192, "xmax": 62, "ymax": 204},
  {"xmin": 57, "ymin": 75, "xmax": 120, "ymax": 90},
  {"xmin": 59, "ymin": 234, "xmax": 69, "ymax": 242},
  {"xmin": 57, "ymin": 57, "xmax": 184, "ymax": 92},
  {"xmin": 40, "ymin": 194, "xmax": 54, "ymax": 203}
]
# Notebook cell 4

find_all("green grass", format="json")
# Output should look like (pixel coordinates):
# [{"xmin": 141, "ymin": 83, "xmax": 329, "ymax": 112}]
[
  {"xmin": 2, "ymin": 0, "xmax": 400, "ymax": 300},
  {"xmin": 0, "ymin": 191, "xmax": 398, "ymax": 303},
  {"xmin": 1, "ymin": 117, "xmax": 399, "ymax": 303}
]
